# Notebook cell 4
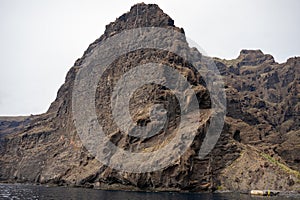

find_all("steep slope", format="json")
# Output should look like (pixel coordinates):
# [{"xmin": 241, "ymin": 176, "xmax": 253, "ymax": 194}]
[
  {"xmin": 215, "ymin": 51, "xmax": 300, "ymax": 171},
  {"xmin": 0, "ymin": 3, "xmax": 299, "ymax": 192}
]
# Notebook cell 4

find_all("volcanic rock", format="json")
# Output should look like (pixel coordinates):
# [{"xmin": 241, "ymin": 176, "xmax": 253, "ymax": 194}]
[{"xmin": 0, "ymin": 3, "xmax": 299, "ymax": 192}]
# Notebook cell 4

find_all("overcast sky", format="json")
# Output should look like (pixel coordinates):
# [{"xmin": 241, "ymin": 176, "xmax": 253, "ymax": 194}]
[{"xmin": 0, "ymin": 0, "xmax": 299, "ymax": 116}]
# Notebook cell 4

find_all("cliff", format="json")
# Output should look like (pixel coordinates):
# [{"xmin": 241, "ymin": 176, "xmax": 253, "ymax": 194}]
[{"xmin": 0, "ymin": 3, "xmax": 299, "ymax": 192}]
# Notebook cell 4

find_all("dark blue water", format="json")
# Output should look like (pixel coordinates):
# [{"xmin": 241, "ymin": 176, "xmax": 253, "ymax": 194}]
[{"xmin": 0, "ymin": 183, "xmax": 299, "ymax": 200}]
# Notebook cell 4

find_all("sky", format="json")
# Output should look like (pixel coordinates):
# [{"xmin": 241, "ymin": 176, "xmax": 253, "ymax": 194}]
[{"xmin": 0, "ymin": 0, "xmax": 299, "ymax": 116}]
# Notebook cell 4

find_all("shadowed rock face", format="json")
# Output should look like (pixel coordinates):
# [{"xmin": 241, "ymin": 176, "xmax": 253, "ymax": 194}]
[{"xmin": 0, "ymin": 3, "xmax": 299, "ymax": 192}]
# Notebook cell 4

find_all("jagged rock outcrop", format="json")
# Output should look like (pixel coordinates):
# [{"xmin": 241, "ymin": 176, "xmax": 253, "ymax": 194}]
[{"xmin": 0, "ymin": 3, "xmax": 299, "ymax": 192}]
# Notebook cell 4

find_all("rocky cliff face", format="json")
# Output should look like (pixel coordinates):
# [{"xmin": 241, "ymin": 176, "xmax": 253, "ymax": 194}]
[{"xmin": 0, "ymin": 3, "xmax": 299, "ymax": 192}]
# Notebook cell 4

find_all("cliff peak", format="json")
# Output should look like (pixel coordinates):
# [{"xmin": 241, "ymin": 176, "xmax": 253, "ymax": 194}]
[
  {"xmin": 103, "ymin": 3, "xmax": 182, "ymax": 38},
  {"xmin": 237, "ymin": 49, "xmax": 275, "ymax": 66},
  {"xmin": 74, "ymin": 3, "xmax": 184, "ymax": 67}
]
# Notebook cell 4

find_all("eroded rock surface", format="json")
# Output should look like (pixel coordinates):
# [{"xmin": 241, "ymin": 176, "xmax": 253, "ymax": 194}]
[{"xmin": 0, "ymin": 3, "xmax": 299, "ymax": 192}]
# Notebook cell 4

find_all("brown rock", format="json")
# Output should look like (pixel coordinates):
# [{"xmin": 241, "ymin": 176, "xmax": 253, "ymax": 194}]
[{"xmin": 0, "ymin": 3, "xmax": 299, "ymax": 192}]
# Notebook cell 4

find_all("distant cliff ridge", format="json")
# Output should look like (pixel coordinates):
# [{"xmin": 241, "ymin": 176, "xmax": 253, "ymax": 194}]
[{"xmin": 0, "ymin": 3, "xmax": 299, "ymax": 192}]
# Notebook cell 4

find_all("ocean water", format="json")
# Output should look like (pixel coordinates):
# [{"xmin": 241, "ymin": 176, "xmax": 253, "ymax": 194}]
[{"xmin": 0, "ymin": 183, "xmax": 299, "ymax": 200}]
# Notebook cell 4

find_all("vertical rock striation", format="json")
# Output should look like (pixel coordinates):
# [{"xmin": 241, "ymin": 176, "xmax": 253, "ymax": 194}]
[{"xmin": 0, "ymin": 3, "xmax": 299, "ymax": 192}]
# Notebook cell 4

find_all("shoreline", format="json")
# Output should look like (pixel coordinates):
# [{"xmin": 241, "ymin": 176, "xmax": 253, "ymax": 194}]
[{"xmin": 0, "ymin": 181, "xmax": 299, "ymax": 197}]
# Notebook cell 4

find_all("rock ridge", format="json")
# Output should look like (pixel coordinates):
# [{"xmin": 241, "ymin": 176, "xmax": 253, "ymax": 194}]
[{"xmin": 0, "ymin": 3, "xmax": 299, "ymax": 192}]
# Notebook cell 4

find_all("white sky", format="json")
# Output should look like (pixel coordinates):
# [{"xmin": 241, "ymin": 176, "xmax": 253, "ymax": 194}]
[{"xmin": 0, "ymin": 0, "xmax": 299, "ymax": 116}]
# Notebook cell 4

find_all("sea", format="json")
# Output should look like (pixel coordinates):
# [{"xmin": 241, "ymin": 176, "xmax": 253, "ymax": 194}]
[{"xmin": 0, "ymin": 183, "xmax": 299, "ymax": 200}]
